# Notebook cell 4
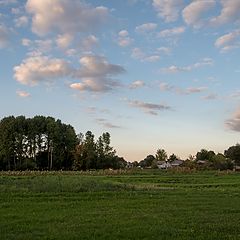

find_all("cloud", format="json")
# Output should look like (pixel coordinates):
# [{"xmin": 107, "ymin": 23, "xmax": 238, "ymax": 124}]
[
  {"xmin": 175, "ymin": 86, "xmax": 207, "ymax": 95},
  {"xmin": 159, "ymin": 82, "xmax": 174, "ymax": 91},
  {"xmin": 14, "ymin": 16, "xmax": 28, "ymax": 28},
  {"xmin": 0, "ymin": 0, "xmax": 17, "ymax": 5},
  {"xmin": 16, "ymin": 90, "xmax": 31, "ymax": 98},
  {"xmin": 225, "ymin": 107, "xmax": 240, "ymax": 132},
  {"xmin": 135, "ymin": 23, "xmax": 157, "ymax": 33},
  {"xmin": 185, "ymin": 87, "xmax": 207, "ymax": 94},
  {"xmin": 0, "ymin": 24, "xmax": 10, "ymax": 48},
  {"xmin": 158, "ymin": 26, "xmax": 185, "ymax": 38},
  {"xmin": 131, "ymin": 47, "xmax": 160, "ymax": 62},
  {"xmin": 128, "ymin": 99, "xmax": 171, "ymax": 115},
  {"xmin": 96, "ymin": 118, "xmax": 121, "ymax": 129},
  {"xmin": 129, "ymin": 80, "xmax": 145, "ymax": 89},
  {"xmin": 26, "ymin": 0, "xmax": 109, "ymax": 36},
  {"xmin": 152, "ymin": 0, "xmax": 184, "ymax": 22},
  {"xmin": 210, "ymin": 0, "xmax": 240, "ymax": 26},
  {"xmin": 157, "ymin": 47, "xmax": 171, "ymax": 55},
  {"xmin": 202, "ymin": 93, "xmax": 217, "ymax": 100},
  {"xmin": 118, "ymin": 30, "xmax": 133, "ymax": 47},
  {"xmin": 215, "ymin": 30, "xmax": 240, "ymax": 52},
  {"xmin": 56, "ymin": 33, "xmax": 73, "ymax": 49},
  {"xmin": 182, "ymin": 0, "xmax": 215, "ymax": 28},
  {"xmin": 131, "ymin": 47, "xmax": 145, "ymax": 60},
  {"xmin": 70, "ymin": 55, "xmax": 125, "ymax": 92},
  {"xmin": 161, "ymin": 58, "xmax": 213, "ymax": 73},
  {"xmin": 80, "ymin": 35, "xmax": 98, "ymax": 51},
  {"xmin": 14, "ymin": 55, "xmax": 71, "ymax": 86}
]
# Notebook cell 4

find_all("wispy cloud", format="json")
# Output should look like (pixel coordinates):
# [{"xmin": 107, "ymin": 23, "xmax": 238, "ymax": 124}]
[
  {"xmin": 158, "ymin": 26, "xmax": 185, "ymax": 38},
  {"xmin": 135, "ymin": 22, "xmax": 157, "ymax": 33},
  {"xmin": 129, "ymin": 80, "xmax": 145, "ymax": 89},
  {"xmin": 161, "ymin": 58, "xmax": 213, "ymax": 73},
  {"xmin": 131, "ymin": 47, "xmax": 160, "ymax": 62},
  {"xmin": 215, "ymin": 30, "xmax": 240, "ymax": 52},
  {"xmin": 127, "ymin": 99, "xmax": 172, "ymax": 115},
  {"xmin": 95, "ymin": 118, "xmax": 121, "ymax": 129},
  {"xmin": 16, "ymin": 90, "xmax": 31, "ymax": 98}
]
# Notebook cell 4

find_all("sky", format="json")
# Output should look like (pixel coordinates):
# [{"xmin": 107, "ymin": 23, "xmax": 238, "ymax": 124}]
[{"xmin": 0, "ymin": 0, "xmax": 240, "ymax": 161}]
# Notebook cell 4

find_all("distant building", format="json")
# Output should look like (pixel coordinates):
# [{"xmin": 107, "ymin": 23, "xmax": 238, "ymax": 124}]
[{"xmin": 157, "ymin": 160, "xmax": 184, "ymax": 169}]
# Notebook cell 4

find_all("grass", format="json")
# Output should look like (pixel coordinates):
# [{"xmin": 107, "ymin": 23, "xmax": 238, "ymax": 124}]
[{"xmin": 1, "ymin": 170, "xmax": 240, "ymax": 239}]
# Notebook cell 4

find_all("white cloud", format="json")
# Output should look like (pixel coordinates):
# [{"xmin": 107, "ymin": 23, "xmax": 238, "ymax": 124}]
[
  {"xmin": 144, "ymin": 55, "xmax": 160, "ymax": 62},
  {"xmin": 26, "ymin": 0, "xmax": 109, "ymax": 36},
  {"xmin": 56, "ymin": 33, "xmax": 73, "ymax": 49},
  {"xmin": 161, "ymin": 58, "xmax": 213, "ymax": 73},
  {"xmin": 80, "ymin": 35, "xmax": 98, "ymax": 51},
  {"xmin": 157, "ymin": 47, "xmax": 171, "ymax": 55},
  {"xmin": 135, "ymin": 23, "xmax": 157, "ymax": 33},
  {"xmin": 129, "ymin": 80, "xmax": 145, "ymax": 89},
  {"xmin": 0, "ymin": 24, "xmax": 10, "ymax": 48},
  {"xmin": 118, "ymin": 30, "xmax": 129, "ymax": 37},
  {"xmin": 182, "ymin": 0, "xmax": 215, "ymax": 28},
  {"xmin": 158, "ymin": 26, "xmax": 185, "ymax": 38},
  {"xmin": 14, "ymin": 16, "xmax": 28, "ymax": 27},
  {"xmin": 131, "ymin": 48, "xmax": 160, "ymax": 62},
  {"xmin": 225, "ymin": 107, "xmax": 240, "ymax": 132},
  {"xmin": 159, "ymin": 82, "xmax": 174, "ymax": 91},
  {"xmin": 16, "ymin": 90, "xmax": 31, "ymax": 98},
  {"xmin": 22, "ymin": 38, "xmax": 31, "ymax": 46},
  {"xmin": 118, "ymin": 30, "xmax": 133, "ymax": 47},
  {"xmin": 70, "ymin": 55, "xmax": 125, "ymax": 92},
  {"xmin": 215, "ymin": 30, "xmax": 240, "ymax": 52},
  {"xmin": 14, "ymin": 55, "xmax": 71, "ymax": 86},
  {"xmin": 128, "ymin": 99, "xmax": 171, "ymax": 115},
  {"xmin": 152, "ymin": 0, "xmax": 184, "ymax": 22},
  {"xmin": 211, "ymin": 0, "xmax": 240, "ymax": 26}
]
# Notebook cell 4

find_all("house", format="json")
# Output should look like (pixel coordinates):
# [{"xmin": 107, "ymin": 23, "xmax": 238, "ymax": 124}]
[
  {"xmin": 157, "ymin": 161, "xmax": 171, "ymax": 169},
  {"xmin": 171, "ymin": 159, "xmax": 184, "ymax": 167},
  {"xmin": 157, "ymin": 160, "xmax": 184, "ymax": 169}
]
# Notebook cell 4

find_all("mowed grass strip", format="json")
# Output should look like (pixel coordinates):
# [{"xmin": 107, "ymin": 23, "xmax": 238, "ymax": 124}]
[{"xmin": 0, "ymin": 170, "xmax": 240, "ymax": 240}]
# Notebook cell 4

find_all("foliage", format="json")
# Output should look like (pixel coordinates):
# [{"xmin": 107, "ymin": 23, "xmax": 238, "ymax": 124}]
[
  {"xmin": 224, "ymin": 144, "xmax": 240, "ymax": 165},
  {"xmin": 139, "ymin": 155, "xmax": 155, "ymax": 168},
  {"xmin": 73, "ymin": 131, "xmax": 126, "ymax": 170},
  {"xmin": 212, "ymin": 154, "xmax": 233, "ymax": 170},
  {"xmin": 196, "ymin": 149, "xmax": 215, "ymax": 161},
  {"xmin": 0, "ymin": 116, "xmax": 77, "ymax": 170},
  {"xmin": 155, "ymin": 148, "xmax": 167, "ymax": 162}
]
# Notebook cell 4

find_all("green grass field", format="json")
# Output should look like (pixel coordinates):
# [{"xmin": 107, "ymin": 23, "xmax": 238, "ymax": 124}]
[{"xmin": 1, "ymin": 170, "xmax": 240, "ymax": 239}]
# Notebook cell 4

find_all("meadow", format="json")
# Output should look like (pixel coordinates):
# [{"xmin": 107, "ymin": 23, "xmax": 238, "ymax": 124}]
[{"xmin": 1, "ymin": 169, "xmax": 240, "ymax": 239}]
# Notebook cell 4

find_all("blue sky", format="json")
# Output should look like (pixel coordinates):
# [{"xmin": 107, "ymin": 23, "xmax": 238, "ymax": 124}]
[{"xmin": 0, "ymin": 0, "xmax": 240, "ymax": 161}]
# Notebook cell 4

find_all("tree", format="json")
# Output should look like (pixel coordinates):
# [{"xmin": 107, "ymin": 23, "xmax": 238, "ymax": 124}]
[
  {"xmin": 168, "ymin": 154, "xmax": 178, "ymax": 162},
  {"xmin": 155, "ymin": 149, "xmax": 167, "ymax": 162},
  {"xmin": 196, "ymin": 149, "xmax": 215, "ymax": 161},
  {"xmin": 139, "ymin": 155, "xmax": 155, "ymax": 168},
  {"xmin": 224, "ymin": 144, "xmax": 240, "ymax": 165},
  {"xmin": 212, "ymin": 153, "xmax": 233, "ymax": 170}
]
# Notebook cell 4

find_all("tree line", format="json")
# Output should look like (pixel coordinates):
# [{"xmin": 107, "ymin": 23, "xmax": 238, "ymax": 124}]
[
  {"xmin": 137, "ymin": 146, "xmax": 240, "ymax": 170},
  {"xmin": 0, "ymin": 116, "xmax": 127, "ymax": 170}
]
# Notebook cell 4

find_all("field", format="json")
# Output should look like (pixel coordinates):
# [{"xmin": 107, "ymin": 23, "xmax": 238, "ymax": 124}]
[{"xmin": 1, "ymin": 170, "xmax": 240, "ymax": 240}]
